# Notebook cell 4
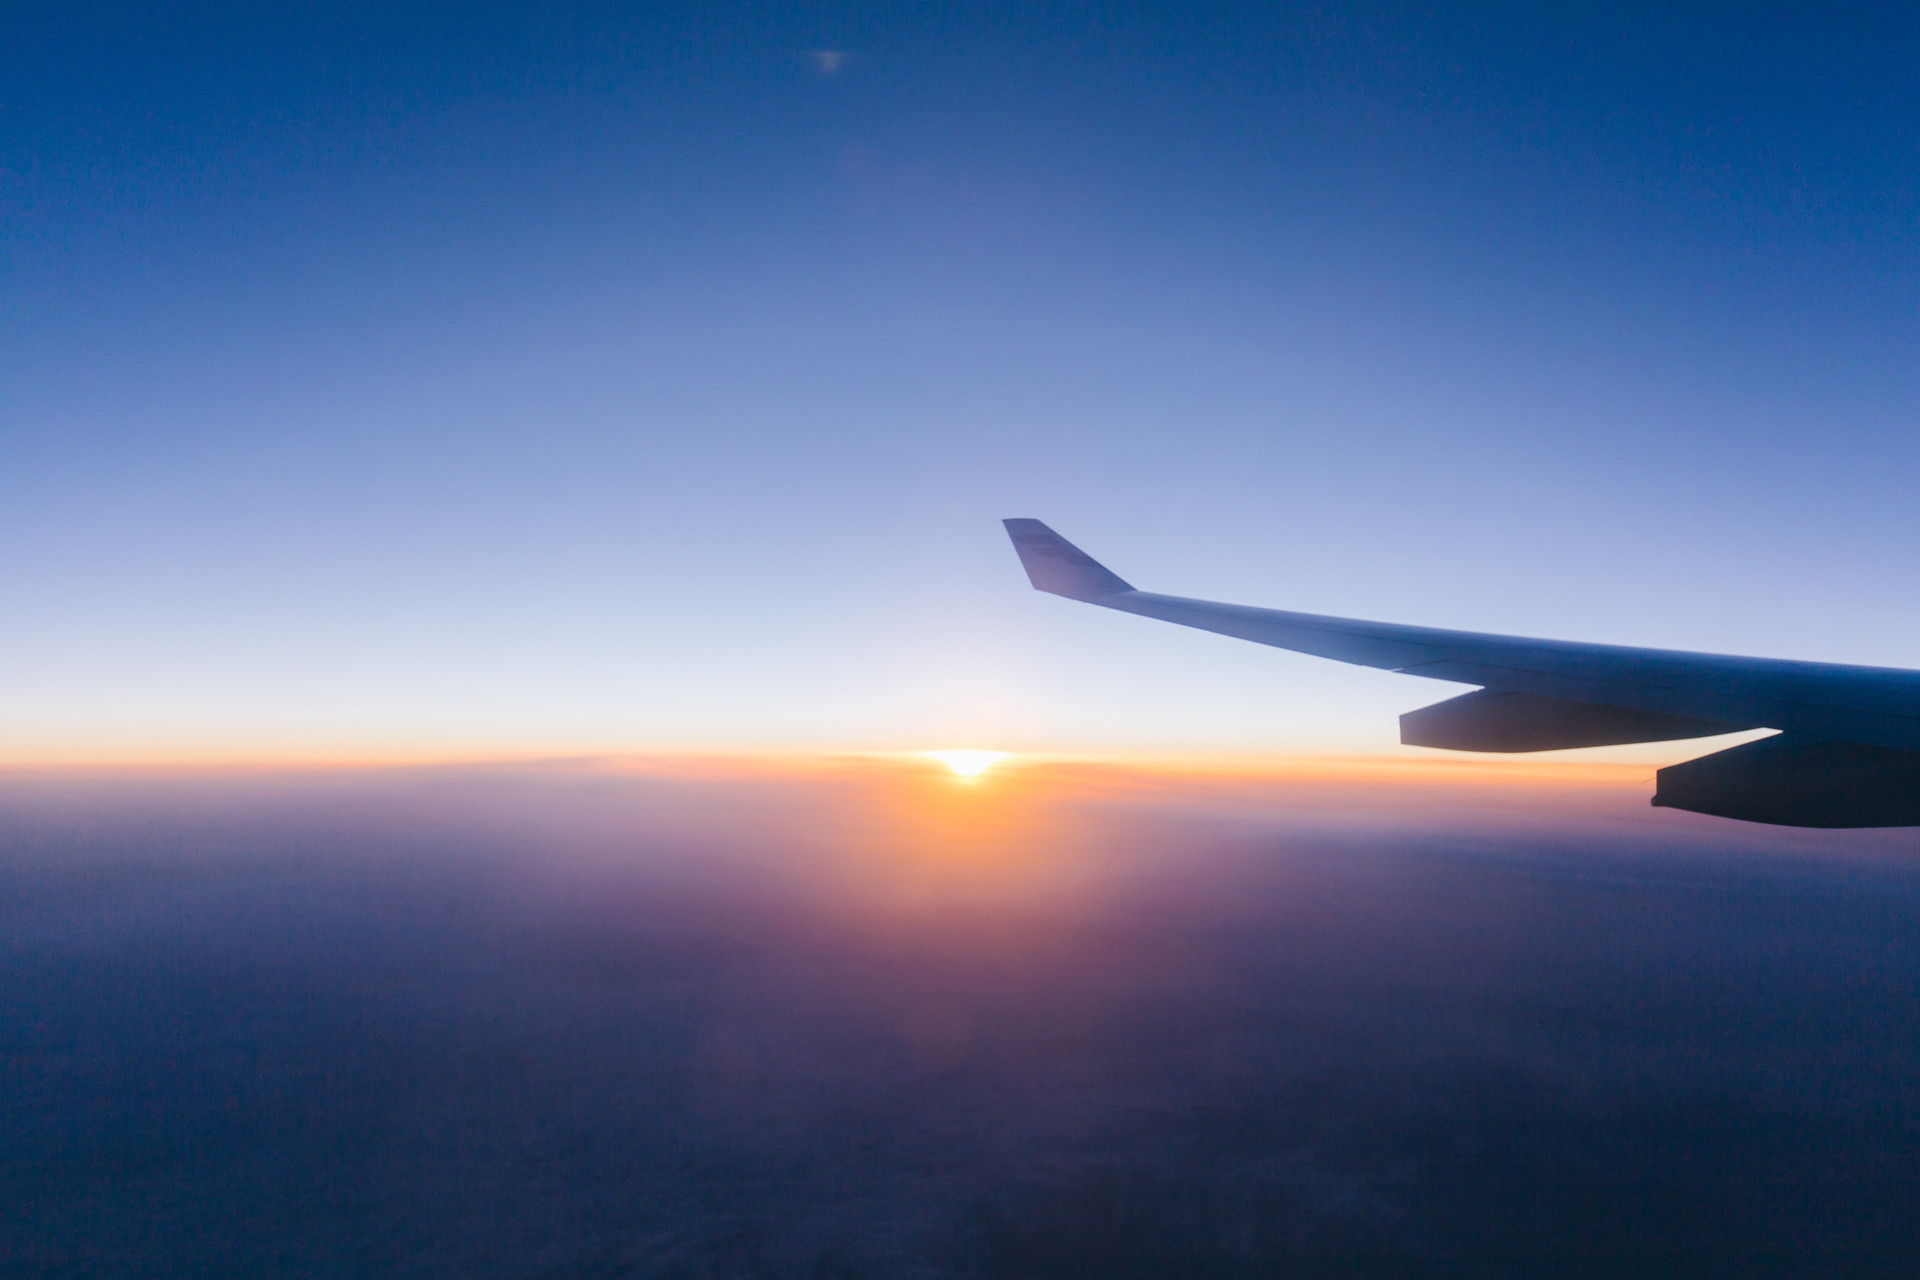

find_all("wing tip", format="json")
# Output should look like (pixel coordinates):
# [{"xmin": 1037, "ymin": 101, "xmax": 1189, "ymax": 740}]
[{"xmin": 1002, "ymin": 518, "xmax": 1135, "ymax": 600}]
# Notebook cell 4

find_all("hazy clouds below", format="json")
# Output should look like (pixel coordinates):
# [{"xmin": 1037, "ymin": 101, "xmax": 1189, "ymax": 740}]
[{"xmin": 4, "ymin": 759, "xmax": 1918, "ymax": 1277}]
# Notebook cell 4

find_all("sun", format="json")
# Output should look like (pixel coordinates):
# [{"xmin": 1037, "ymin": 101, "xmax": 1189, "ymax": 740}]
[{"xmin": 927, "ymin": 750, "xmax": 1011, "ymax": 777}]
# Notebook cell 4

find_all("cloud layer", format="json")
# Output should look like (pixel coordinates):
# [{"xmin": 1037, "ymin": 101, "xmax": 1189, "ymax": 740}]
[{"xmin": 4, "ymin": 760, "xmax": 1917, "ymax": 1275}]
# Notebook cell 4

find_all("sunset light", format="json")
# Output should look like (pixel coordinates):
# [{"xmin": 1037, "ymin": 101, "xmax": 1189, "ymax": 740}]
[
  {"xmin": 10, "ymin": 2, "xmax": 1909, "ymax": 1272},
  {"xmin": 927, "ymin": 750, "xmax": 1011, "ymax": 777}
]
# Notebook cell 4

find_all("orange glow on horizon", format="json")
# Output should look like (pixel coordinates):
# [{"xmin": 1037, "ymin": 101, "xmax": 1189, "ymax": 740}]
[
  {"xmin": 0, "ymin": 747, "xmax": 1765, "ymax": 907},
  {"xmin": 0, "ymin": 746, "xmax": 1671, "ymax": 789}
]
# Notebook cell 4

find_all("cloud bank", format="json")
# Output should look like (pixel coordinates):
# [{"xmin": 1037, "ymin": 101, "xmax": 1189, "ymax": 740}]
[{"xmin": 3, "ymin": 759, "xmax": 1916, "ymax": 1276}]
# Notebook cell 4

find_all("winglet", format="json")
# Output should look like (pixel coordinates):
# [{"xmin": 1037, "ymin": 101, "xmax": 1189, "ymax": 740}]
[{"xmin": 1002, "ymin": 519, "xmax": 1135, "ymax": 601}]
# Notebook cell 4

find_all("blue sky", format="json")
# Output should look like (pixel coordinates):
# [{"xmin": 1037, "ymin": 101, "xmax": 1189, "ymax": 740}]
[{"xmin": 5, "ymin": 2, "xmax": 1918, "ymax": 759}]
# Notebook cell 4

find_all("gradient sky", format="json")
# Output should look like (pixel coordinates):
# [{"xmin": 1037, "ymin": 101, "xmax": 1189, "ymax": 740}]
[{"xmin": 6, "ymin": 2, "xmax": 1919, "ymax": 760}]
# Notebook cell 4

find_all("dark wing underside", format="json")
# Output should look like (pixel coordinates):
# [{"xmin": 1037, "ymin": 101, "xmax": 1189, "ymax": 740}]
[{"xmin": 1003, "ymin": 518, "xmax": 1920, "ymax": 828}]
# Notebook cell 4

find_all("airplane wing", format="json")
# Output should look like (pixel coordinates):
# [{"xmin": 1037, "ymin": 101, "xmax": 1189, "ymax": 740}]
[{"xmin": 1003, "ymin": 518, "xmax": 1920, "ymax": 828}]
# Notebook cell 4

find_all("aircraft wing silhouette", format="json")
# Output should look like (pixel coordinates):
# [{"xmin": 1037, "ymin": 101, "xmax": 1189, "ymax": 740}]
[{"xmin": 1004, "ymin": 518, "xmax": 1920, "ymax": 828}]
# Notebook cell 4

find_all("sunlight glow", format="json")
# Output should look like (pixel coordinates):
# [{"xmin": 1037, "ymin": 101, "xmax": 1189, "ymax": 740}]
[{"xmin": 928, "ymin": 750, "xmax": 1011, "ymax": 777}]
